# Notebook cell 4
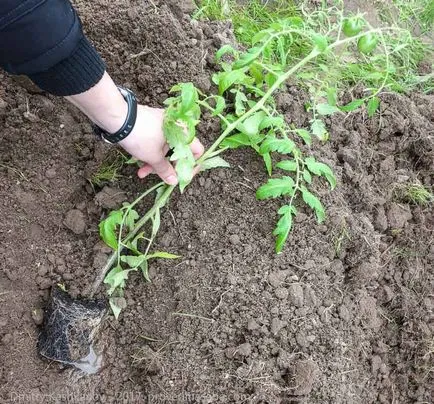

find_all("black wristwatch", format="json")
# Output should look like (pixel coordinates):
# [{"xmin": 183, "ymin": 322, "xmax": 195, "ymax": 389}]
[{"xmin": 93, "ymin": 86, "xmax": 138, "ymax": 144}]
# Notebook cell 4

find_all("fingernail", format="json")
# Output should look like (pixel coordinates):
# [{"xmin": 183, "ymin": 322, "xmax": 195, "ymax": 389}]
[{"xmin": 166, "ymin": 175, "xmax": 178, "ymax": 185}]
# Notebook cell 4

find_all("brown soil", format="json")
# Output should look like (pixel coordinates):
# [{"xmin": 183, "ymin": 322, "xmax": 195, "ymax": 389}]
[{"xmin": 1, "ymin": 0, "xmax": 433, "ymax": 403}]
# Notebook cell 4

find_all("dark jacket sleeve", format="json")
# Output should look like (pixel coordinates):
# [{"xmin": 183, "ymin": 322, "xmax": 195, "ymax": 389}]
[{"xmin": 0, "ymin": 0, "xmax": 105, "ymax": 96}]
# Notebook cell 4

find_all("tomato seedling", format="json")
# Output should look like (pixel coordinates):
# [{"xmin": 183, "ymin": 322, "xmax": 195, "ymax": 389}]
[{"xmin": 97, "ymin": 5, "xmax": 413, "ymax": 317}]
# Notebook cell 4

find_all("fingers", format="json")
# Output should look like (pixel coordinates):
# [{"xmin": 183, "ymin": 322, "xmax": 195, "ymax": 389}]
[
  {"xmin": 150, "ymin": 158, "xmax": 178, "ymax": 185},
  {"xmin": 190, "ymin": 137, "xmax": 205, "ymax": 159},
  {"xmin": 137, "ymin": 137, "xmax": 203, "ymax": 184},
  {"xmin": 137, "ymin": 164, "xmax": 154, "ymax": 179}
]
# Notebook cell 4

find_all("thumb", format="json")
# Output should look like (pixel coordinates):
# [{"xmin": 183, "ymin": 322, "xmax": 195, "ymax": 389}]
[{"xmin": 151, "ymin": 159, "xmax": 178, "ymax": 185}]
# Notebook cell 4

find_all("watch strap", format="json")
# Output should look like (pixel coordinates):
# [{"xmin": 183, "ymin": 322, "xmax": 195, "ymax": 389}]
[{"xmin": 93, "ymin": 86, "xmax": 138, "ymax": 144}]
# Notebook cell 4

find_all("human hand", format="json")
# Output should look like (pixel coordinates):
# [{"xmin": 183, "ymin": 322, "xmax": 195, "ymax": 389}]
[
  {"xmin": 65, "ymin": 73, "xmax": 203, "ymax": 185},
  {"xmin": 119, "ymin": 105, "xmax": 204, "ymax": 185}
]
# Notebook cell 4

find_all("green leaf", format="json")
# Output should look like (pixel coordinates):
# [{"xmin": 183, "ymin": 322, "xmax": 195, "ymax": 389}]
[
  {"xmin": 312, "ymin": 34, "xmax": 328, "ymax": 52},
  {"xmin": 220, "ymin": 133, "xmax": 251, "ymax": 149},
  {"xmin": 273, "ymin": 205, "xmax": 294, "ymax": 253},
  {"xmin": 367, "ymin": 96, "xmax": 380, "ymax": 117},
  {"xmin": 152, "ymin": 208, "xmax": 160, "ymax": 238},
  {"xmin": 140, "ymin": 260, "xmax": 150, "ymax": 282},
  {"xmin": 216, "ymin": 44, "xmax": 237, "ymax": 61},
  {"xmin": 278, "ymin": 205, "xmax": 296, "ymax": 215},
  {"xmin": 277, "ymin": 160, "xmax": 297, "ymax": 172},
  {"xmin": 99, "ymin": 210, "xmax": 123, "ymax": 250},
  {"xmin": 301, "ymin": 187, "xmax": 325, "ymax": 223},
  {"xmin": 265, "ymin": 72, "xmax": 278, "ymax": 88},
  {"xmin": 365, "ymin": 72, "xmax": 384, "ymax": 81},
  {"xmin": 180, "ymin": 83, "xmax": 198, "ymax": 112},
  {"xmin": 127, "ymin": 232, "xmax": 145, "ymax": 255},
  {"xmin": 256, "ymin": 177, "xmax": 295, "ymax": 200},
  {"xmin": 212, "ymin": 96, "xmax": 226, "ymax": 116},
  {"xmin": 109, "ymin": 298, "xmax": 122, "ymax": 320},
  {"xmin": 236, "ymin": 111, "xmax": 267, "ymax": 137},
  {"xmin": 305, "ymin": 157, "xmax": 336, "ymax": 189},
  {"xmin": 121, "ymin": 255, "xmax": 147, "ymax": 269},
  {"xmin": 176, "ymin": 156, "xmax": 195, "ymax": 193},
  {"xmin": 147, "ymin": 251, "xmax": 181, "ymax": 259},
  {"xmin": 233, "ymin": 47, "xmax": 261, "ymax": 69},
  {"xmin": 252, "ymin": 30, "xmax": 270, "ymax": 44},
  {"xmin": 169, "ymin": 144, "xmax": 191, "ymax": 162},
  {"xmin": 327, "ymin": 87, "xmax": 338, "ymax": 106},
  {"xmin": 214, "ymin": 70, "xmax": 247, "ymax": 95},
  {"xmin": 200, "ymin": 156, "xmax": 230, "ymax": 172},
  {"xmin": 339, "ymin": 99, "xmax": 365, "ymax": 112},
  {"xmin": 295, "ymin": 129, "xmax": 312, "ymax": 146},
  {"xmin": 270, "ymin": 21, "xmax": 283, "ymax": 31},
  {"xmin": 184, "ymin": 103, "xmax": 201, "ymax": 124},
  {"xmin": 263, "ymin": 153, "xmax": 272, "ymax": 176},
  {"xmin": 316, "ymin": 103, "xmax": 340, "ymax": 116},
  {"xmin": 277, "ymin": 37, "xmax": 287, "ymax": 66},
  {"xmin": 124, "ymin": 209, "xmax": 139, "ymax": 232},
  {"xmin": 285, "ymin": 16, "xmax": 304, "ymax": 27},
  {"xmin": 259, "ymin": 116, "xmax": 284, "ymax": 131},
  {"xmin": 259, "ymin": 135, "xmax": 295, "ymax": 155},
  {"xmin": 250, "ymin": 132, "xmax": 266, "ymax": 146},
  {"xmin": 104, "ymin": 265, "xmax": 131, "ymax": 295},
  {"xmin": 310, "ymin": 119, "xmax": 328, "ymax": 141},
  {"xmin": 249, "ymin": 64, "xmax": 264, "ymax": 85},
  {"xmin": 303, "ymin": 170, "xmax": 312, "ymax": 184},
  {"xmin": 164, "ymin": 117, "xmax": 188, "ymax": 151},
  {"xmin": 235, "ymin": 91, "xmax": 248, "ymax": 116}
]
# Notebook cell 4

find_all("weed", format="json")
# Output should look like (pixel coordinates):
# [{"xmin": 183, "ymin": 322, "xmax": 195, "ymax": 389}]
[
  {"xmin": 196, "ymin": 0, "xmax": 433, "ymax": 94},
  {"xmin": 391, "ymin": 228, "xmax": 403, "ymax": 237},
  {"xmin": 90, "ymin": 150, "xmax": 128, "ymax": 187},
  {"xmin": 194, "ymin": 0, "xmax": 297, "ymax": 45},
  {"xmin": 333, "ymin": 219, "xmax": 351, "ymax": 255},
  {"xmin": 376, "ymin": 0, "xmax": 434, "ymax": 93},
  {"xmin": 394, "ymin": 183, "xmax": 434, "ymax": 206},
  {"xmin": 98, "ymin": 3, "xmax": 431, "ymax": 316},
  {"xmin": 381, "ymin": 0, "xmax": 434, "ymax": 34},
  {"xmin": 393, "ymin": 247, "xmax": 419, "ymax": 259}
]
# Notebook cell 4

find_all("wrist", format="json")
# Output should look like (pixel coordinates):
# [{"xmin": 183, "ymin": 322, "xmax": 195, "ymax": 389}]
[
  {"xmin": 66, "ymin": 71, "xmax": 128, "ymax": 134},
  {"xmin": 93, "ymin": 87, "xmax": 139, "ymax": 144},
  {"xmin": 93, "ymin": 96, "xmax": 128, "ymax": 134}
]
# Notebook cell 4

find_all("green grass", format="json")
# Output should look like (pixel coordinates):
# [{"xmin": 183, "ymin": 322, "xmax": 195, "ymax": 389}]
[
  {"xmin": 339, "ymin": 29, "xmax": 431, "ymax": 93},
  {"xmin": 194, "ymin": 0, "xmax": 433, "ymax": 94},
  {"xmin": 394, "ymin": 183, "xmax": 434, "ymax": 206},
  {"xmin": 193, "ymin": 0, "xmax": 297, "ymax": 45},
  {"xmin": 420, "ymin": 0, "xmax": 434, "ymax": 28},
  {"xmin": 393, "ymin": 246, "xmax": 419, "ymax": 258},
  {"xmin": 376, "ymin": 0, "xmax": 434, "ymax": 93},
  {"xmin": 388, "ymin": 0, "xmax": 434, "ymax": 33},
  {"xmin": 90, "ymin": 150, "xmax": 128, "ymax": 187}
]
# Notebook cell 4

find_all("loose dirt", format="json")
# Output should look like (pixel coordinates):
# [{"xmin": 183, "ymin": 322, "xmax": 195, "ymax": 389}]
[{"xmin": 0, "ymin": 0, "xmax": 432, "ymax": 403}]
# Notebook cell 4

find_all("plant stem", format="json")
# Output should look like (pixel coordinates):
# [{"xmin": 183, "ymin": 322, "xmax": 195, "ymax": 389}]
[
  {"xmin": 90, "ymin": 184, "xmax": 175, "ymax": 297},
  {"xmin": 116, "ymin": 182, "xmax": 165, "ymax": 266}
]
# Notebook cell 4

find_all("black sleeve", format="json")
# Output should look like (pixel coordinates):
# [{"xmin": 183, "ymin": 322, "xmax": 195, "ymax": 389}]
[{"xmin": 0, "ymin": 0, "xmax": 105, "ymax": 96}]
